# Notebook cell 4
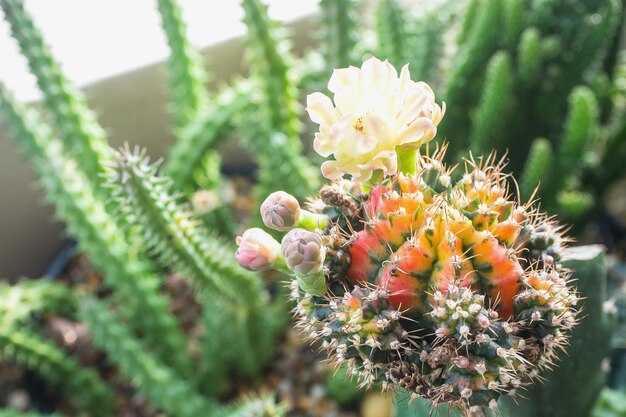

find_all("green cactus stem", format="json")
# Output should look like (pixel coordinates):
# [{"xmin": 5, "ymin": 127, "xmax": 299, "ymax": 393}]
[
  {"xmin": 0, "ymin": 325, "xmax": 114, "ymax": 417},
  {"xmin": 442, "ymin": 0, "xmax": 503, "ymax": 155},
  {"xmin": 0, "ymin": 280, "xmax": 76, "ymax": 328},
  {"xmin": 156, "ymin": 0, "xmax": 210, "ymax": 129},
  {"xmin": 163, "ymin": 80, "xmax": 252, "ymax": 192},
  {"xmin": 0, "ymin": 89, "xmax": 194, "ymax": 381},
  {"xmin": 109, "ymin": 147, "xmax": 262, "ymax": 303},
  {"xmin": 0, "ymin": 411, "xmax": 62, "ymax": 417},
  {"xmin": 518, "ymin": 27, "xmax": 542, "ymax": 84},
  {"xmin": 110, "ymin": 148, "xmax": 282, "ymax": 376},
  {"xmin": 503, "ymin": 0, "xmax": 525, "ymax": 52},
  {"xmin": 0, "ymin": 0, "xmax": 113, "ymax": 194},
  {"xmin": 557, "ymin": 86, "xmax": 599, "ymax": 180},
  {"xmin": 320, "ymin": 0, "xmax": 359, "ymax": 70},
  {"xmin": 240, "ymin": 0, "xmax": 319, "ymax": 197},
  {"xmin": 375, "ymin": 0, "xmax": 407, "ymax": 68},
  {"xmin": 520, "ymin": 137, "xmax": 553, "ymax": 201},
  {"xmin": 80, "ymin": 299, "xmax": 214, "ymax": 417},
  {"xmin": 468, "ymin": 51, "xmax": 514, "ymax": 154}
]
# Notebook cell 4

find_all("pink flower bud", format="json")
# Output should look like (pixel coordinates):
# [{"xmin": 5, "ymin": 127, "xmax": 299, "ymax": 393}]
[
  {"xmin": 281, "ymin": 229, "xmax": 325, "ymax": 276},
  {"xmin": 261, "ymin": 191, "xmax": 301, "ymax": 231},
  {"xmin": 235, "ymin": 228, "xmax": 281, "ymax": 271}
]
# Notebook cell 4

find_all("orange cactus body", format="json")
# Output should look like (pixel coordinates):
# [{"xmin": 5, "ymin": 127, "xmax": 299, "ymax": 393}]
[{"xmin": 346, "ymin": 151, "xmax": 527, "ymax": 319}]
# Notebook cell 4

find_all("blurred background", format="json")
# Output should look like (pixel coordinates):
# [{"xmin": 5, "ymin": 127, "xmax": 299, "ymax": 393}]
[{"xmin": 1, "ymin": 0, "xmax": 626, "ymax": 416}]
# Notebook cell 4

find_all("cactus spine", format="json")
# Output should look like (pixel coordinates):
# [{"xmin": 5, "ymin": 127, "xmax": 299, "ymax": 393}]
[{"xmin": 499, "ymin": 246, "xmax": 614, "ymax": 417}]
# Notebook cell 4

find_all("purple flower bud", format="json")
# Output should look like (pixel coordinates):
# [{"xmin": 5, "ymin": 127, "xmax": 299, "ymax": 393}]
[
  {"xmin": 281, "ymin": 229, "xmax": 325, "ymax": 276},
  {"xmin": 260, "ymin": 191, "xmax": 301, "ymax": 231},
  {"xmin": 235, "ymin": 228, "xmax": 281, "ymax": 271}
]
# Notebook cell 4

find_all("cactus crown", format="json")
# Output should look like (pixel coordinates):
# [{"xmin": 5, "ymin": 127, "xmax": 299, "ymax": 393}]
[{"xmin": 238, "ymin": 58, "xmax": 579, "ymax": 415}]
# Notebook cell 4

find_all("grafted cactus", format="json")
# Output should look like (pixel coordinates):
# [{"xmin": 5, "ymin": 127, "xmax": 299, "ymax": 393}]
[{"xmin": 237, "ymin": 57, "xmax": 580, "ymax": 415}]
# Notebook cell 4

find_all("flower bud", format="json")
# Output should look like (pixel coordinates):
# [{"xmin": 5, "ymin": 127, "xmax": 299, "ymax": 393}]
[
  {"xmin": 261, "ymin": 191, "xmax": 301, "ymax": 231},
  {"xmin": 235, "ymin": 228, "xmax": 281, "ymax": 271},
  {"xmin": 281, "ymin": 229, "xmax": 326, "ymax": 276}
]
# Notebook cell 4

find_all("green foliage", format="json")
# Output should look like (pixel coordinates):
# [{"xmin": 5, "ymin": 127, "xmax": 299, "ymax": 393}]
[
  {"xmin": 0, "ymin": 280, "xmax": 75, "ymax": 328},
  {"xmin": 80, "ymin": 298, "xmax": 215, "ymax": 417},
  {"xmin": 520, "ymin": 137, "xmax": 553, "ymax": 201},
  {"xmin": 375, "ymin": 0, "xmax": 407, "ymax": 68},
  {"xmin": 405, "ymin": 8, "xmax": 452, "ymax": 85},
  {"xmin": 428, "ymin": 0, "xmax": 626, "ymax": 219},
  {"xmin": 558, "ymin": 86, "xmax": 599, "ymax": 176},
  {"xmin": 240, "ymin": 0, "xmax": 319, "ymax": 198},
  {"xmin": 157, "ymin": 0, "xmax": 210, "ymax": 129},
  {"xmin": 394, "ymin": 393, "xmax": 462, "ymax": 417},
  {"xmin": 3, "ymin": 0, "xmax": 626, "ymax": 415},
  {"xmin": 442, "ymin": 0, "xmax": 504, "ymax": 155},
  {"xmin": 0, "ymin": 89, "xmax": 194, "ymax": 381},
  {"xmin": 109, "ymin": 147, "xmax": 284, "ymax": 380},
  {"xmin": 503, "ymin": 0, "xmax": 525, "ymax": 52},
  {"xmin": 592, "ymin": 389, "xmax": 626, "ymax": 417},
  {"xmin": 0, "ymin": 325, "xmax": 114, "ymax": 417},
  {"xmin": 241, "ymin": 0, "xmax": 300, "ymax": 141},
  {"xmin": 324, "ymin": 365, "xmax": 364, "ymax": 407},
  {"xmin": 320, "ymin": 0, "xmax": 359, "ymax": 70},
  {"xmin": 469, "ymin": 51, "xmax": 514, "ymax": 153},
  {"xmin": 0, "ymin": 410, "xmax": 61, "ymax": 417},
  {"xmin": 163, "ymin": 80, "xmax": 252, "ymax": 193},
  {"xmin": 109, "ymin": 147, "xmax": 261, "ymax": 303},
  {"xmin": 518, "ymin": 28, "xmax": 542, "ymax": 83}
]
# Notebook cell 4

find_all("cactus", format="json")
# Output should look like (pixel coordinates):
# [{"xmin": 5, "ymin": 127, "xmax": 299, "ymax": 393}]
[
  {"xmin": 468, "ymin": 51, "xmax": 514, "ymax": 153},
  {"xmin": 431, "ymin": 0, "xmax": 626, "ymax": 219},
  {"xmin": 284, "ymin": 150, "xmax": 577, "ymax": 413},
  {"xmin": 320, "ymin": 0, "xmax": 359, "ymax": 71},
  {"xmin": 239, "ymin": 58, "xmax": 580, "ymax": 415},
  {"xmin": 0, "ymin": 0, "xmax": 113, "ymax": 195},
  {"xmin": 80, "ymin": 298, "xmax": 214, "ymax": 417},
  {"xmin": 0, "ymin": 280, "xmax": 76, "ymax": 328},
  {"xmin": 163, "ymin": 80, "xmax": 253, "ymax": 193},
  {"xmin": 108, "ymin": 146, "xmax": 262, "ymax": 303},
  {"xmin": 240, "ymin": 0, "xmax": 319, "ymax": 198},
  {"xmin": 2, "ymin": 0, "xmax": 625, "ymax": 415},
  {"xmin": 591, "ymin": 389, "xmax": 626, "ymax": 417},
  {"xmin": 156, "ymin": 0, "xmax": 210, "ymax": 129},
  {"xmin": 108, "ymin": 146, "xmax": 280, "ymax": 376},
  {"xmin": 0, "ymin": 89, "xmax": 194, "ymax": 380},
  {"xmin": 0, "ymin": 325, "xmax": 114, "ymax": 416},
  {"xmin": 375, "ymin": 0, "xmax": 408, "ymax": 69}
]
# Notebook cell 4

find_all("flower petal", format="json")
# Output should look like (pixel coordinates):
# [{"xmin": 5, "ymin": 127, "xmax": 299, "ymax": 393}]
[
  {"xmin": 321, "ymin": 160, "xmax": 344, "ymax": 180},
  {"xmin": 306, "ymin": 92, "xmax": 337, "ymax": 125},
  {"xmin": 328, "ymin": 67, "xmax": 359, "ymax": 93}
]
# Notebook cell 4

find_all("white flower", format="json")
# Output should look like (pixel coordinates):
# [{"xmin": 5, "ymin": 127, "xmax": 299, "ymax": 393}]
[{"xmin": 306, "ymin": 57, "xmax": 445, "ymax": 181}]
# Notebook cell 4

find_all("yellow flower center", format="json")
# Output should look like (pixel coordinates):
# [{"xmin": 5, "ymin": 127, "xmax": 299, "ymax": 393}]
[{"xmin": 353, "ymin": 117, "xmax": 365, "ymax": 134}]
